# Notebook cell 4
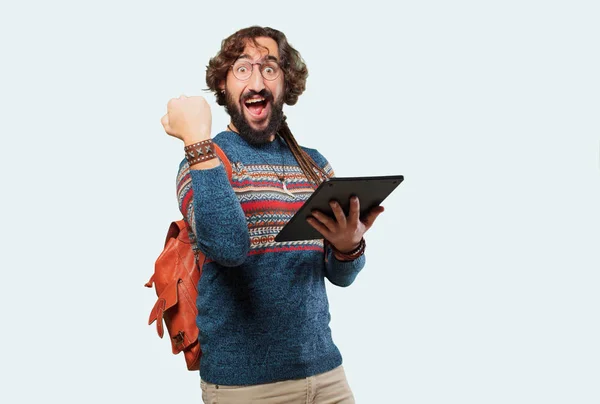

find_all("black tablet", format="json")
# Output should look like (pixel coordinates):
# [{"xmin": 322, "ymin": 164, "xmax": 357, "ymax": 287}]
[{"xmin": 274, "ymin": 175, "xmax": 404, "ymax": 242}]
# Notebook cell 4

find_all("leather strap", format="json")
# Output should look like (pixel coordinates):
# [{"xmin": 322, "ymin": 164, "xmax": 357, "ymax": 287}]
[
  {"xmin": 184, "ymin": 139, "xmax": 217, "ymax": 165},
  {"xmin": 213, "ymin": 143, "xmax": 232, "ymax": 181},
  {"xmin": 148, "ymin": 279, "xmax": 179, "ymax": 338}
]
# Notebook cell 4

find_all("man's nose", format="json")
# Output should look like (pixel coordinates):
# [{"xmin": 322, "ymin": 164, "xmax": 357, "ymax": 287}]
[{"xmin": 247, "ymin": 65, "xmax": 266, "ymax": 92}]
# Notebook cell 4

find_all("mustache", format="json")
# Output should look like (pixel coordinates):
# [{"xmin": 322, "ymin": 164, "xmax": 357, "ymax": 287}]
[{"xmin": 241, "ymin": 89, "xmax": 274, "ymax": 103}]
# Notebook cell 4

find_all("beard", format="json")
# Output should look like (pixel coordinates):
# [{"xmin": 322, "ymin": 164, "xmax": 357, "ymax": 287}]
[{"xmin": 225, "ymin": 89, "xmax": 285, "ymax": 145}]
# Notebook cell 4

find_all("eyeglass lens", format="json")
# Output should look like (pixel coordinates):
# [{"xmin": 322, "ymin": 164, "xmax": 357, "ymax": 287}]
[{"xmin": 232, "ymin": 61, "xmax": 280, "ymax": 81}]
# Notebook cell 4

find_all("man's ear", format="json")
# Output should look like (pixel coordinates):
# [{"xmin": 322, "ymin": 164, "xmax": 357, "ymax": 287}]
[{"xmin": 218, "ymin": 80, "xmax": 225, "ymax": 93}]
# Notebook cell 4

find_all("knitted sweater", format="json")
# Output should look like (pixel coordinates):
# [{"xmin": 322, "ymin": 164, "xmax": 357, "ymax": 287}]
[{"xmin": 175, "ymin": 130, "xmax": 366, "ymax": 385}]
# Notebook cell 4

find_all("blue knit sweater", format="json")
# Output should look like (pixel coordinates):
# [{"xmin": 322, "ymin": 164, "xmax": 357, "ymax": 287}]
[{"xmin": 176, "ymin": 131, "xmax": 365, "ymax": 385}]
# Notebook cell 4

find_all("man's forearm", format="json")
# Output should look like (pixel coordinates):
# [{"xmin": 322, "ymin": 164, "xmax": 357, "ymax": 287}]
[{"xmin": 188, "ymin": 164, "xmax": 249, "ymax": 266}]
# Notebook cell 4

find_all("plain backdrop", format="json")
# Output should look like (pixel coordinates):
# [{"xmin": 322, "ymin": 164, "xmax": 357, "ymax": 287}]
[{"xmin": 1, "ymin": 1, "xmax": 599, "ymax": 403}]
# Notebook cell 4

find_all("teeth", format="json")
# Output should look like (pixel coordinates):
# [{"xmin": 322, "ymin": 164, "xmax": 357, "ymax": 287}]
[{"xmin": 245, "ymin": 98, "xmax": 265, "ymax": 104}]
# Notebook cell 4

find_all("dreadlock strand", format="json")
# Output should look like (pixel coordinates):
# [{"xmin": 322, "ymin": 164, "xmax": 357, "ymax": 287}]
[{"xmin": 278, "ymin": 119, "xmax": 328, "ymax": 187}]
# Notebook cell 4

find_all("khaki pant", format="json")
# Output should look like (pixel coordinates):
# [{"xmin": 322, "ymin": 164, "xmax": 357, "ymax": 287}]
[{"xmin": 200, "ymin": 365, "xmax": 355, "ymax": 404}]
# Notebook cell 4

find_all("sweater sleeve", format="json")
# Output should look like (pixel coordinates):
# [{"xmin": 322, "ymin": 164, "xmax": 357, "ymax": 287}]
[
  {"xmin": 304, "ymin": 148, "xmax": 367, "ymax": 287},
  {"xmin": 324, "ymin": 250, "xmax": 366, "ymax": 287},
  {"xmin": 176, "ymin": 159, "xmax": 250, "ymax": 267}
]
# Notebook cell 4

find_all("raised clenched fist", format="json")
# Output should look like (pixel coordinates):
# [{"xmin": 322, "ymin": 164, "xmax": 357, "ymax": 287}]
[{"xmin": 161, "ymin": 95, "xmax": 212, "ymax": 144}]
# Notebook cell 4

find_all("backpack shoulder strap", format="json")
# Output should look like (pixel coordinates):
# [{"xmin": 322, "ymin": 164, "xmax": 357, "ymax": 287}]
[{"xmin": 213, "ymin": 143, "xmax": 232, "ymax": 181}]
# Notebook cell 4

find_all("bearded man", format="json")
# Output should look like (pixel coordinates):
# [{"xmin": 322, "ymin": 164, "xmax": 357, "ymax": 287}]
[{"xmin": 161, "ymin": 26, "xmax": 384, "ymax": 404}]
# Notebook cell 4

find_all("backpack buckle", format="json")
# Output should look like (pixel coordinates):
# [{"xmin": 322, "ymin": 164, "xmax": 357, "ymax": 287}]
[{"xmin": 172, "ymin": 331, "xmax": 185, "ymax": 346}]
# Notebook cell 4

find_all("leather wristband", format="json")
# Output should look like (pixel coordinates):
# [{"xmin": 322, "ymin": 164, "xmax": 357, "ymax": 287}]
[
  {"xmin": 330, "ymin": 238, "xmax": 366, "ymax": 262},
  {"xmin": 184, "ymin": 139, "xmax": 217, "ymax": 165}
]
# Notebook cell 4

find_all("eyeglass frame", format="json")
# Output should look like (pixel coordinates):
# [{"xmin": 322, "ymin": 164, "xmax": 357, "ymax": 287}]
[{"xmin": 229, "ymin": 56, "xmax": 282, "ymax": 81}]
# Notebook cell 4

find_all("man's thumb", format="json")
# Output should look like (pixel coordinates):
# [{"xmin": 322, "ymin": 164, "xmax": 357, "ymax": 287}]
[{"xmin": 161, "ymin": 114, "xmax": 171, "ymax": 133}]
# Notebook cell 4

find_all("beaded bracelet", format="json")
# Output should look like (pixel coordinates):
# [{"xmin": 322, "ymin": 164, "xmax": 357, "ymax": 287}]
[
  {"xmin": 329, "ymin": 238, "xmax": 366, "ymax": 262},
  {"xmin": 184, "ymin": 139, "xmax": 217, "ymax": 165}
]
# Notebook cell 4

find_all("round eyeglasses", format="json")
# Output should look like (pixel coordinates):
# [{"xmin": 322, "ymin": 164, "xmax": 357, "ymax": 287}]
[{"xmin": 231, "ymin": 59, "xmax": 281, "ymax": 81}]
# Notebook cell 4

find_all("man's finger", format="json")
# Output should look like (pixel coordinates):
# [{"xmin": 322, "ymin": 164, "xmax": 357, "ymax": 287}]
[
  {"xmin": 166, "ymin": 97, "xmax": 179, "ymax": 112},
  {"xmin": 306, "ymin": 217, "xmax": 331, "ymax": 239},
  {"xmin": 161, "ymin": 113, "xmax": 171, "ymax": 133},
  {"xmin": 362, "ymin": 206, "xmax": 385, "ymax": 230},
  {"xmin": 310, "ymin": 210, "xmax": 337, "ymax": 233},
  {"xmin": 347, "ymin": 196, "xmax": 360, "ymax": 226},
  {"xmin": 330, "ymin": 201, "xmax": 347, "ymax": 227}
]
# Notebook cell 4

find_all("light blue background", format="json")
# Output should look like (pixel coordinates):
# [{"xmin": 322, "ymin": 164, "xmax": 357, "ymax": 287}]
[{"xmin": 1, "ymin": 0, "xmax": 599, "ymax": 403}]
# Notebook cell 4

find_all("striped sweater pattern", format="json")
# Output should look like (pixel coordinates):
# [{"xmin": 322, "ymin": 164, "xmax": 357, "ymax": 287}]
[{"xmin": 177, "ymin": 135, "xmax": 333, "ymax": 257}]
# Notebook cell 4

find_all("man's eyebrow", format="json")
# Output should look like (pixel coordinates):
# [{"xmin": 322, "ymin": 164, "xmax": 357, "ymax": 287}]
[{"xmin": 236, "ymin": 54, "xmax": 279, "ymax": 62}]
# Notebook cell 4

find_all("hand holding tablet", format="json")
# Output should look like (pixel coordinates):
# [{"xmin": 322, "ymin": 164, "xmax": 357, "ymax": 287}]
[{"xmin": 274, "ymin": 175, "xmax": 404, "ymax": 243}]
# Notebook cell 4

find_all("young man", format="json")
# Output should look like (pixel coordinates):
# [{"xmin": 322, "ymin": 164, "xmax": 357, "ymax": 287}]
[{"xmin": 161, "ymin": 26, "xmax": 384, "ymax": 404}]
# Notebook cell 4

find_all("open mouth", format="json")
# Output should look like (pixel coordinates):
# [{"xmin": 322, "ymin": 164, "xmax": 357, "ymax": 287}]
[{"xmin": 243, "ymin": 97, "xmax": 270, "ymax": 119}]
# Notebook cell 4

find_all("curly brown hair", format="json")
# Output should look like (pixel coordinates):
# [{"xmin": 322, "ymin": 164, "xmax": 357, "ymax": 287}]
[
  {"xmin": 206, "ymin": 26, "xmax": 308, "ymax": 107},
  {"xmin": 206, "ymin": 26, "xmax": 327, "ymax": 186}
]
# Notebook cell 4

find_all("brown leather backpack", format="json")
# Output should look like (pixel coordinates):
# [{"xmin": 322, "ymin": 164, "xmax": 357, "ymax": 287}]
[{"xmin": 145, "ymin": 145, "xmax": 232, "ymax": 371}]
